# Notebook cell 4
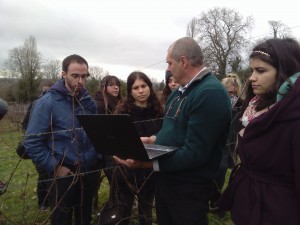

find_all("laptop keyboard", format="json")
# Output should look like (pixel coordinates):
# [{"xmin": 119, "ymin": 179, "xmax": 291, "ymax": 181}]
[
  {"xmin": 143, "ymin": 144, "xmax": 178, "ymax": 159},
  {"xmin": 145, "ymin": 148, "xmax": 168, "ymax": 159}
]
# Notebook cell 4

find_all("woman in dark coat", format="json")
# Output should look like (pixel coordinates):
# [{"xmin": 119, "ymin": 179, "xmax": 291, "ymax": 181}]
[
  {"xmin": 221, "ymin": 74, "xmax": 244, "ymax": 168},
  {"xmin": 116, "ymin": 71, "xmax": 163, "ymax": 225},
  {"xmin": 210, "ymin": 74, "xmax": 244, "ymax": 217},
  {"xmin": 94, "ymin": 75, "xmax": 122, "ymax": 210},
  {"xmin": 218, "ymin": 38, "xmax": 300, "ymax": 225}
]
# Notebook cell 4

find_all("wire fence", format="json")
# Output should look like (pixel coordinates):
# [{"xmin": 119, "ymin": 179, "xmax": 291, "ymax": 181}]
[
  {"xmin": 0, "ymin": 104, "xmax": 237, "ymax": 225},
  {"xmin": 0, "ymin": 106, "xmax": 159, "ymax": 225}
]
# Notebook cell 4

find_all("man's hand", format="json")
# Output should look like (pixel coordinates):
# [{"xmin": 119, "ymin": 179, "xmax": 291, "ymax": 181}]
[
  {"xmin": 140, "ymin": 135, "xmax": 156, "ymax": 144},
  {"xmin": 113, "ymin": 156, "xmax": 153, "ymax": 169},
  {"xmin": 55, "ymin": 165, "xmax": 73, "ymax": 177}
]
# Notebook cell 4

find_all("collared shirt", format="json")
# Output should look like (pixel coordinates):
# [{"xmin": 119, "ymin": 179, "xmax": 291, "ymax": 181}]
[{"xmin": 178, "ymin": 67, "xmax": 207, "ymax": 94}]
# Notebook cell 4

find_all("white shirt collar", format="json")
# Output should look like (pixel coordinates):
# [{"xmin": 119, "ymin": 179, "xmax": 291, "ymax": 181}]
[{"xmin": 178, "ymin": 67, "xmax": 207, "ymax": 94}]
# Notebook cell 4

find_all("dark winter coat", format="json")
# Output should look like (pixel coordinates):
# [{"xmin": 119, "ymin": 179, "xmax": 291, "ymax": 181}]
[{"xmin": 218, "ymin": 77, "xmax": 300, "ymax": 225}]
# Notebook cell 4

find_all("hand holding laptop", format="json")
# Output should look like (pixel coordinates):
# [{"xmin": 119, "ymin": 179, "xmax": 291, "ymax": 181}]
[
  {"xmin": 113, "ymin": 156, "xmax": 153, "ymax": 169},
  {"xmin": 140, "ymin": 135, "xmax": 156, "ymax": 144},
  {"xmin": 113, "ymin": 136, "xmax": 156, "ymax": 169},
  {"xmin": 77, "ymin": 114, "xmax": 178, "ymax": 161}
]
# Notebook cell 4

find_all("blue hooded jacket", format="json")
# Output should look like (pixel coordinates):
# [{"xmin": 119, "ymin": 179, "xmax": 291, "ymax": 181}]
[{"xmin": 24, "ymin": 79, "xmax": 98, "ymax": 174}]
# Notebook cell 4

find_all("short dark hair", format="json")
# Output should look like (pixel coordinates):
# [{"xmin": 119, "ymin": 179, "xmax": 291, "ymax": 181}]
[{"xmin": 62, "ymin": 54, "xmax": 89, "ymax": 75}]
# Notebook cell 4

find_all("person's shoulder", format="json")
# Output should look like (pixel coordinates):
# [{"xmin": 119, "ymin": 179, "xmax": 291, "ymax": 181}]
[
  {"xmin": 94, "ymin": 91, "xmax": 103, "ymax": 100},
  {"xmin": 29, "ymin": 92, "xmax": 53, "ymax": 113},
  {"xmin": 192, "ymin": 75, "xmax": 230, "ymax": 104},
  {"xmin": 194, "ymin": 74, "xmax": 223, "ymax": 91},
  {"xmin": 36, "ymin": 91, "xmax": 52, "ymax": 103},
  {"xmin": 116, "ymin": 101, "xmax": 128, "ymax": 114},
  {"xmin": 46, "ymin": 89, "xmax": 62, "ymax": 99}
]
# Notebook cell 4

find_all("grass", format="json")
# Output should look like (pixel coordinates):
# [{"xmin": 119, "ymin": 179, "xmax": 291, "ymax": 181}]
[{"xmin": 0, "ymin": 115, "xmax": 234, "ymax": 225}]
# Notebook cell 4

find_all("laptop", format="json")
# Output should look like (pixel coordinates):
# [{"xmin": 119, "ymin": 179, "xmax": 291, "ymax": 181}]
[{"xmin": 77, "ymin": 114, "xmax": 178, "ymax": 161}]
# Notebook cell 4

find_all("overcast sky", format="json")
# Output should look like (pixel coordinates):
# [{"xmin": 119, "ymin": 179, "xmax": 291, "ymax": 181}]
[{"xmin": 1, "ymin": 0, "xmax": 300, "ymax": 81}]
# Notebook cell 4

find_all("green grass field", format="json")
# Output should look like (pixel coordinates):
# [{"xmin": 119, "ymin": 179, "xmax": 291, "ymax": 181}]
[{"xmin": 0, "ymin": 116, "xmax": 234, "ymax": 225}]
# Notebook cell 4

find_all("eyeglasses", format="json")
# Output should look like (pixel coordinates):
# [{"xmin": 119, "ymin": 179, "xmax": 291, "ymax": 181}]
[
  {"xmin": 165, "ymin": 95, "xmax": 187, "ymax": 121},
  {"xmin": 71, "ymin": 74, "xmax": 88, "ymax": 80}
]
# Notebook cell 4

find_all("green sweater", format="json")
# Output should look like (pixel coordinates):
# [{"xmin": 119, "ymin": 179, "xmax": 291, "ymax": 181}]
[{"xmin": 156, "ymin": 69, "xmax": 232, "ymax": 182}]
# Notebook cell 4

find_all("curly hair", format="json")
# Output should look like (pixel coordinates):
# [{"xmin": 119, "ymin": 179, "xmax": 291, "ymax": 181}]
[{"xmin": 221, "ymin": 73, "xmax": 243, "ymax": 96}]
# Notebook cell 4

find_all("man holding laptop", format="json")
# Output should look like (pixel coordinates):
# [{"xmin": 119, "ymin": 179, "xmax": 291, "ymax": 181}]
[{"xmin": 114, "ymin": 37, "xmax": 232, "ymax": 225}]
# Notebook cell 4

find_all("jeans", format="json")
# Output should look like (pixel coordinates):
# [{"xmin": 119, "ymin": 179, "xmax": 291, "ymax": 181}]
[{"xmin": 35, "ymin": 165, "xmax": 50, "ymax": 208}]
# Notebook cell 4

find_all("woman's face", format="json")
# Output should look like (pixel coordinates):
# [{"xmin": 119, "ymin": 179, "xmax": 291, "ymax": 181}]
[
  {"xmin": 131, "ymin": 78, "xmax": 150, "ymax": 106},
  {"xmin": 105, "ymin": 81, "xmax": 120, "ymax": 97},
  {"xmin": 225, "ymin": 83, "xmax": 237, "ymax": 97},
  {"xmin": 249, "ymin": 58, "xmax": 277, "ymax": 95},
  {"xmin": 167, "ymin": 76, "xmax": 180, "ymax": 91}
]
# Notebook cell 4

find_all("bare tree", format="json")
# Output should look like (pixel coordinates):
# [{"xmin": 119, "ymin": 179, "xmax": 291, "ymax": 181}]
[
  {"xmin": 85, "ymin": 66, "xmax": 108, "ymax": 96},
  {"xmin": 186, "ymin": 17, "xmax": 199, "ymax": 39},
  {"xmin": 191, "ymin": 7, "xmax": 253, "ymax": 78},
  {"xmin": 42, "ymin": 59, "xmax": 61, "ymax": 81},
  {"xmin": 89, "ymin": 66, "xmax": 108, "ymax": 81},
  {"xmin": 268, "ymin": 20, "xmax": 291, "ymax": 38},
  {"xmin": 8, "ymin": 35, "xmax": 43, "ymax": 102},
  {"xmin": 0, "ymin": 69, "xmax": 15, "ymax": 80}
]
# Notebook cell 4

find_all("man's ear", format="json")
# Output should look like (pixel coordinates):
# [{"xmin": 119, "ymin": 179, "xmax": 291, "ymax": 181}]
[
  {"xmin": 180, "ymin": 56, "xmax": 188, "ymax": 68},
  {"xmin": 62, "ymin": 71, "xmax": 66, "ymax": 79}
]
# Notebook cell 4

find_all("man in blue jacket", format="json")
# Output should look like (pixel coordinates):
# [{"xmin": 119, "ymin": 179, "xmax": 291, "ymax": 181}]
[
  {"xmin": 25, "ymin": 54, "xmax": 99, "ymax": 225},
  {"xmin": 114, "ymin": 37, "xmax": 232, "ymax": 225}
]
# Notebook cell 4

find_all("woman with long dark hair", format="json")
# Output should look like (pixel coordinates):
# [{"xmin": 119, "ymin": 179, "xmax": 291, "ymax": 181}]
[
  {"xmin": 95, "ymin": 75, "xmax": 122, "ymax": 114},
  {"xmin": 117, "ymin": 71, "xmax": 163, "ymax": 225},
  {"xmin": 94, "ymin": 75, "xmax": 122, "ymax": 210},
  {"xmin": 218, "ymin": 38, "xmax": 300, "ymax": 225}
]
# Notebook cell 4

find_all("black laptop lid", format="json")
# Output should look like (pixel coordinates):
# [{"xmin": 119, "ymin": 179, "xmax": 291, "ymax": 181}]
[{"xmin": 77, "ymin": 114, "xmax": 150, "ymax": 161}]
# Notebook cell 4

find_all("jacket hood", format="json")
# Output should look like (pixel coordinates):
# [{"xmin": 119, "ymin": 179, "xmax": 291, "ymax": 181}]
[{"xmin": 50, "ymin": 79, "xmax": 88, "ymax": 99}]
